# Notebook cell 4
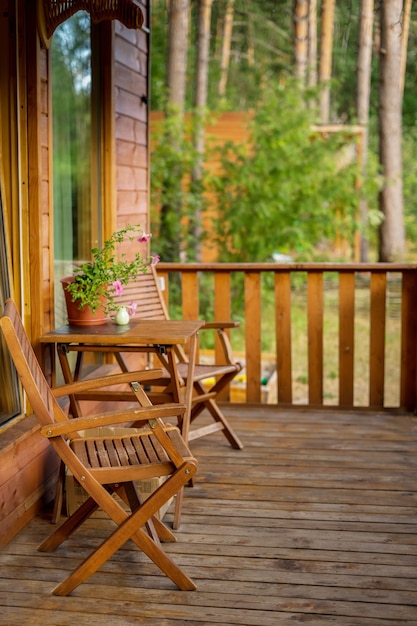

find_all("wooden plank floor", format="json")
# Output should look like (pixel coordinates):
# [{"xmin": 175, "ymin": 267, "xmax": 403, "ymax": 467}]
[{"xmin": 1, "ymin": 405, "xmax": 417, "ymax": 625}]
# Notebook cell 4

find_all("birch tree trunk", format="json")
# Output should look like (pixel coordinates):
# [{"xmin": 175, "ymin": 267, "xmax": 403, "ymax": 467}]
[
  {"xmin": 356, "ymin": 0, "xmax": 374, "ymax": 262},
  {"xmin": 400, "ymin": 0, "xmax": 412, "ymax": 98},
  {"xmin": 319, "ymin": 0, "xmax": 335, "ymax": 122},
  {"xmin": 308, "ymin": 0, "xmax": 318, "ymax": 88},
  {"xmin": 294, "ymin": 0, "xmax": 309, "ymax": 84},
  {"xmin": 166, "ymin": 0, "xmax": 189, "ymax": 112},
  {"xmin": 218, "ymin": 0, "xmax": 235, "ymax": 98},
  {"xmin": 191, "ymin": 0, "xmax": 213, "ymax": 261},
  {"xmin": 378, "ymin": 0, "xmax": 405, "ymax": 261}
]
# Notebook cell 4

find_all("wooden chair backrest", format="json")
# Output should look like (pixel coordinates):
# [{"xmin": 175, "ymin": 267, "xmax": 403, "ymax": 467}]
[
  {"xmin": 118, "ymin": 266, "xmax": 169, "ymax": 321},
  {"xmin": 117, "ymin": 267, "xmax": 192, "ymax": 364},
  {"xmin": 0, "ymin": 300, "xmax": 70, "ymax": 430}
]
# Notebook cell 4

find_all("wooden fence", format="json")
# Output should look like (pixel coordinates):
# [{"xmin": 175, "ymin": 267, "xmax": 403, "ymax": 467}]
[{"xmin": 157, "ymin": 262, "xmax": 417, "ymax": 411}]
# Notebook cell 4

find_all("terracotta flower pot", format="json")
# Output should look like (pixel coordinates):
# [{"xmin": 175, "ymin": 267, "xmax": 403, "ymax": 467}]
[{"xmin": 61, "ymin": 277, "xmax": 107, "ymax": 326}]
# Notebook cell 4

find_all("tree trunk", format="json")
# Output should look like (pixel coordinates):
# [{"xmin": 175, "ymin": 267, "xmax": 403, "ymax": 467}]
[
  {"xmin": 194, "ymin": 0, "xmax": 212, "ymax": 123},
  {"xmin": 357, "ymin": 0, "xmax": 375, "ymax": 125},
  {"xmin": 400, "ymin": 0, "xmax": 412, "ymax": 97},
  {"xmin": 308, "ymin": 0, "xmax": 318, "ymax": 88},
  {"xmin": 294, "ymin": 0, "xmax": 308, "ymax": 84},
  {"xmin": 378, "ymin": 0, "xmax": 405, "ymax": 262},
  {"xmin": 191, "ymin": 0, "xmax": 213, "ymax": 261},
  {"xmin": 356, "ymin": 0, "xmax": 374, "ymax": 262},
  {"xmin": 160, "ymin": 0, "xmax": 190, "ymax": 262},
  {"xmin": 166, "ymin": 0, "xmax": 190, "ymax": 112},
  {"xmin": 319, "ymin": 0, "xmax": 335, "ymax": 122},
  {"xmin": 218, "ymin": 0, "xmax": 235, "ymax": 98}
]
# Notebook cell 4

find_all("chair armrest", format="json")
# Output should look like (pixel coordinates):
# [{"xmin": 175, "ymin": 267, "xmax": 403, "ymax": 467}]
[
  {"xmin": 202, "ymin": 321, "xmax": 240, "ymax": 330},
  {"xmin": 51, "ymin": 368, "xmax": 164, "ymax": 398},
  {"xmin": 40, "ymin": 402, "xmax": 186, "ymax": 438},
  {"xmin": 199, "ymin": 323, "xmax": 240, "ymax": 365}
]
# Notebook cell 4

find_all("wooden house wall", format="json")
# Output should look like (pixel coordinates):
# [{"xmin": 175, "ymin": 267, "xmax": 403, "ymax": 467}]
[
  {"xmin": 0, "ymin": 0, "xmax": 150, "ymax": 546},
  {"xmin": 115, "ymin": 20, "xmax": 149, "ymax": 230},
  {"xmin": 0, "ymin": 0, "xmax": 57, "ymax": 549}
]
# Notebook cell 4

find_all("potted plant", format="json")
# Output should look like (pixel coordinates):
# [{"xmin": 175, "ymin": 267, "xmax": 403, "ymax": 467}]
[{"xmin": 61, "ymin": 224, "xmax": 159, "ymax": 326}]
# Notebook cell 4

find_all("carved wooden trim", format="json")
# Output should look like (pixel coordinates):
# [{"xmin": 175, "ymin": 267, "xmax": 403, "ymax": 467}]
[{"xmin": 37, "ymin": 0, "xmax": 144, "ymax": 48}]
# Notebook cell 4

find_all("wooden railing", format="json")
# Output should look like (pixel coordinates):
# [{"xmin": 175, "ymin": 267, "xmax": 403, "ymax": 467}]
[{"xmin": 157, "ymin": 263, "xmax": 417, "ymax": 411}]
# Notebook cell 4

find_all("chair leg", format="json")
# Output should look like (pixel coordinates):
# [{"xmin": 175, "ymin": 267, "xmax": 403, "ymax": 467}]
[
  {"xmin": 173, "ymin": 488, "xmax": 184, "ymax": 530},
  {"xmin": 51, "ymin": 461, "xmax": 66, "ymax": 524},
  {"xmin": 117, "ymin": 482, "xmax": 176, "ymax": 544},
  {"xmin": 116, "ymin": 482, "xmax": 160, "ymax": 544},
  {"xmin": 204, "ymin": 397, "xmax": 244, "ymax": 449},
  {"xmin": 150, "ymin": 513, "xmax": 177, "ymax": 543},
  {"xmin": 190, "ymin": 382, "xmax": 244, "ymax": 449},
  {"xmin": 52, "ymin": 464, "xmax": 197, "ymax": 596},
  {"xmin": 39, "ymin": 497, "xmax": 99, "ymax": 552},
  {"xmin": 53, "ymin": 516, "xmax": 196, "ymax": 596}
]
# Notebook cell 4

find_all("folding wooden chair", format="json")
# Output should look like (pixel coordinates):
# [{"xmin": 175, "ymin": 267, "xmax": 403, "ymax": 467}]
[
  {"xmin": 0, "ymin": 300, "xmax": 198, "ymax": 595},
  {"xmin": 116, "ymin": 266, "xmax": 244, "ymax": 449}
]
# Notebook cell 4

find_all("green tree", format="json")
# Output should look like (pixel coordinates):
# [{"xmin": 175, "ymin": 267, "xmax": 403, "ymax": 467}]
[
  {"xmin": 150, "ymin": 109, "xmax": 203, "ymax": 260},
  {"xmin": 209, "ymin": 83, "xmax": 379, "ymax": 262},
  {"xmin": 150, "ymin": 0, "xmax": 417, "ymax": 260}
]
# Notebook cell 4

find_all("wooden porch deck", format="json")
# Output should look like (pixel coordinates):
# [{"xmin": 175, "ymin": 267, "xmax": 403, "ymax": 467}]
[{"xmin": 1, "ymin": 404, "xmax": 417, "ymax": 625}]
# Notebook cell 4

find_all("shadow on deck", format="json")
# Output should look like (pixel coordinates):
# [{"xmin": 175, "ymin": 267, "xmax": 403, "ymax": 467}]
[{"xmin": 1, "ymin": 405, "xmax": 417, "ymax": 625}]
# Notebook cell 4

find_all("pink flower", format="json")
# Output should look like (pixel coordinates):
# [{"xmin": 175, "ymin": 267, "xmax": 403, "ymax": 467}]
[
  {"xmin": 138, "ymin": 232, "xmax": 152, "ymax": 243},
  {"xmin": 112, "ymin": 280, "xmax": 123, "ymax": 295},
  {"xmin": 151, "ymin": 255, "xmax": 160, "ymax": 267},
  {"xmin": 128, "ymin": 301, "xmax": 137, "ymax": 316}
]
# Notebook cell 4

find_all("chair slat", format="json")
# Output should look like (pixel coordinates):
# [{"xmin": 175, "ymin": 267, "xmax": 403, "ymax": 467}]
[
  {"xmin": 141, "ymin": 434, "xmax": 160, "ymax": 463},
  {"xmin": 114, "ymin": 438, "xmax": 130, "ymax": 466},
  {"xmin": 148, "ymin": 434, "xmax": 170, "ymax": 463},
  {"xmin": 123, "ymin": 436, "xmax": 141, "ymax": 465},
  {"xmin": 104, "ymin": 439, "xmax": 122, "ymax": 466},
  {"xmin": 94, "ymin": 439, "xmax": 111, "ymax": 467},
  {"xmin": 131, "ymin": 436, "xmax": 152, "ymax": 464}
]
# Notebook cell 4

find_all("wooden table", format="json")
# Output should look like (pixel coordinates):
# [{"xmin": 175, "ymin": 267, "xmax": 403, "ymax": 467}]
[
  {"xmin": 40, "ymin": 319, "xmax": 204, "ymax": 527},
  {"xmin": 40, "ymin": 319, "xmax": 205, "ymax": 445}
]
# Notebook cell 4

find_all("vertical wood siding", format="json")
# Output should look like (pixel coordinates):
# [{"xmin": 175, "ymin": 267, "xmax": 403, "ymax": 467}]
[{"xmin": 115, "ymin": 12, "xmax": 149, "ymax": 231}]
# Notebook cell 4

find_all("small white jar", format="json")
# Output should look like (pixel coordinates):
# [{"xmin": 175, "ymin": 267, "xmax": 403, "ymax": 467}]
[{"xmin": 114, "ymin": 306, "xmax": 130, "ymax": 325}]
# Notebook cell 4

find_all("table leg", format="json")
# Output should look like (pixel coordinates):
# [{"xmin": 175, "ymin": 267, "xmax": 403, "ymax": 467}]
[
  {"xmin": 181, "ymin": 332, "xmax": 198, "ymax": 444},
  {"xmin": 56, "ymin": 344, "xmax": 82, "ymax": 417},
  {"xmin": 173, "ymin": 332, "xmax": 198, "ymax": 529}
]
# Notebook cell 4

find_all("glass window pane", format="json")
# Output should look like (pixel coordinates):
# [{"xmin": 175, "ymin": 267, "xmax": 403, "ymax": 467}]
[
  {"xmin": 51, "ymin": 12, "xmax": 97, "ymax": 327},
  {"xmin": 0, "ymin": 188, "xmax": 21, "ymax": 425}
]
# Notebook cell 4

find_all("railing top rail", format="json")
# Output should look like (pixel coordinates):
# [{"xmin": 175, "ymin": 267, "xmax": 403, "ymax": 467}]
[{"xmin": 158, "ymin": 262, "xmax": 417, "ymax": 273}]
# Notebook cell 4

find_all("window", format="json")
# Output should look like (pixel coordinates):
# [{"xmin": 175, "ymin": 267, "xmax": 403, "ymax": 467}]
[
  {"xmin": 0, "ymin": 186, "xmax": 21, "ymax": 426},
  {"xmin": 0, "ymin": 0, "xmax": 21, "ymax": 427},
  {"xmin": 51, "ymin": 12, "xmax": 102, "ymax": 326}
]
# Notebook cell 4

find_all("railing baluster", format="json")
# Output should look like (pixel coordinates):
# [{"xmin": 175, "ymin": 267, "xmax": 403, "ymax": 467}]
[
  {"xmin": 275, "ymin": 271, "xmax": 292, "ymax": 404},
  {"xmin": 339, "ymin": 272, "xmax": 355, "ymax": 407},
  {"xmin": 400, "ymin": 271, "xmax": 417, "ymax": 411},
  {"xmin": 182, "ymin": 271, "xmax": 199, "ymax": 320},
  {"xmin": 215, "ymin": 271, "xmax": 233, "ymax": 400},
  {"xmin": 369, "ymin": 272, "xmax": 386, "ymax": 407},
  {"xmin": 307, "ymin": 272, "xmax": 324, "ymax": 405},
  {"xmin": 245, "ymin": 271, "xmax": 262, "ymax": 402}
]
